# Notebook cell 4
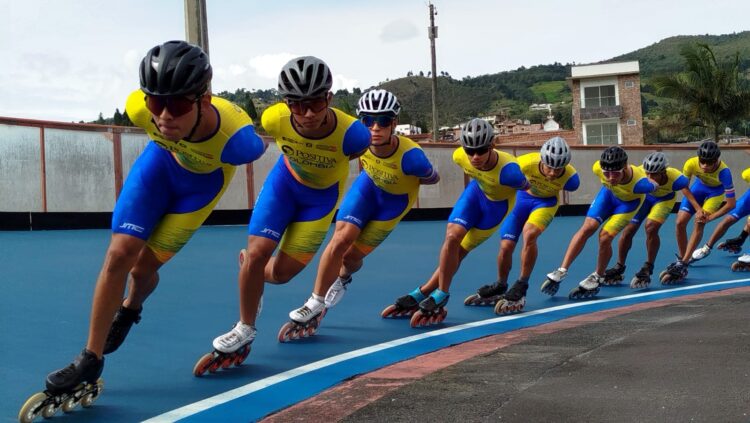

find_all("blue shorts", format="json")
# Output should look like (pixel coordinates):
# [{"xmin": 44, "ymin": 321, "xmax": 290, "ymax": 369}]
[
  {"xmin": 500, "ymin": 190, "xmax": 558, "ymax": 241},
  {"xmin": 729, "ymin": 190, "xmax": 750, "ymax": 220},
  {"xmin": 587, "ymin": 187, "xmax": 642, "ymax": 235},
  {"xmin": 679, "ymin": 180, "xmax": 725, "ymax": 214},
  {"xmin": 336, "ymin": 172, "xmax": 410, "ymax": 229},
  {"xmin": 249, "ymin": 156, "xmax": 340, "ymax": 241},
  {"xmin": 112, "ymin": 142, "xmax": 231, "ymax": 262},
  {"xmin": 449, "ymin": 180, "xmax": 511, "ymax": 251}
]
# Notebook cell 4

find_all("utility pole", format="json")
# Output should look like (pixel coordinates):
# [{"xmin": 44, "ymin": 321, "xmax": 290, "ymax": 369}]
[
  {"xmin": 184, "ymin": 0, "xmax": 210, "ymax": 90},
  {"xmin": 428, "ymin": 2, "xmax": 438, "ymax": 141}
]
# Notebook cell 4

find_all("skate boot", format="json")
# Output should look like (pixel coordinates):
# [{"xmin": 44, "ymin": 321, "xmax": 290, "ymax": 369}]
[
  {"xmin": 601, "ymin": 263, "xmax": 626, "ymax": 286},
  {"xmin": 541, "ymin": 268, "xmax": 567, "ymax": 296},
  {"xmin": 659, "ymin": 260, "xmax": 688, "ymax": 285},
  {"xmin": 717, "ymin": 235, "xmax": 745, "ymax": 254},
  {"xmin": 381, "ymin": 287, "xmax": 424, "ymax": 318},
  {"xmin": 494, "ymin": 279, "xmax": 528, "ymax": 315},
  {"xmin": 102, "ymin": 305, "xmax": 142, "ymax": 354},
  {"xmin": 568, "ymin": 272, "xmax": 602, "ymax": 300},
  {"xmin": 691, "ymin": 244, "xmax": 712, "ymax": 262},
  {"xmin": 463, "ymin": 280, "xmax": 508, "ymax": 306},
  {"xmin": 19, "ymin": 349, "xmax": 105, "ymax": 423},
  {"xmin": 277, "ymin": 296, "xmax": 327, "ymax": 342},
  {"xmin": 410, "ymin": 290, "xmax": 449, "ymax": 328},
  {"xmin": 194, "ymin": 321, "xmax": 255, "ymax": 377},
  {"xmin": 730, "ymin": 253, "xmax": 750, "ymax": 272},
  {"xmin": 324, "ymin": 275, "xmax": 352, "ymax": 308},
  {"xmin": 629, "ymin": 262, "xmax": 654, "ymax": 289}
]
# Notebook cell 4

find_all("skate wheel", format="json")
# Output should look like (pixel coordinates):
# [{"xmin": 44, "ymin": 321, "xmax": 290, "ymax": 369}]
[
  {"xmin": 208, "ymin": 355, "xmax": 222, "ymax": 373},
  {"xmin": 18, "ymin": 392, "xmax": 47, "ymax": 423},
  {"xmin": 381, "ymin": 304, "xmax": 398, "ymax": 318},
  {"xmin": 80, "ymin": 378, "xmax": 104, "ymax": 408},
  {"xmin": 277, "ymin": 322, "xmax": 296, "ymax": 343},
  {"xmin": 463, "ymin": 294, "xmax": 479, "ymax": 306},
  {"xmin": 234, "ymin": 345, "xmax": 251, "ymax": 366},
  {"xmin": 61, "ymin": 395, "xmax": 79, "ymax": 413},
  {"xmin": 193, "ymin": 352, "xmax": 215, "ymax": 377},
  {"xmin": 41, "ymin": 401, "xmax": 58, "ymax": 419},
  {"xmin": 435, "ymin": 309, "xmax": 447, "ymax": 324},
  {"xmin": 409, "ymin": 311, "xmax": 424, "ymax": 328},
  {"xmin": 220, "ymin": 354, "xmax": 234, "ymax": 369}
]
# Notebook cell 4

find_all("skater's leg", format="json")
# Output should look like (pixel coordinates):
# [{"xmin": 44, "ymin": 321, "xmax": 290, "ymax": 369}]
[
  {"xmin": 497, "ymin": 239, "xmax": 516, "ymax": 285},
  {"xmin": 596, "ymin": 228, "xmax": 617, "ymax": 276},
  {"xmin": 644, "ymin": 219, "xmax": 663, "ymax": 264},
  {"xmin": 682, "ymin": 218, "xmax": 707, "ymax": 262},
  {"xmin": 675, "ymin": 210, "xmax": 692, "ymax": 258},
  {"xmin": 86, "ymin": 234, "xmax": 147, "ymax": 358},
  {"xmin": 560, "ymin": 217, "xmax": 600, "ymax": 270},
  {"xmin": 437, "ymin": 224, "xmax": 470, "ymax": 293},
  {"xmin": 706, "ymin": 215, "xmax": 739, "ymax": 248},
  {"xmin": 312, "ymin": 221, "xmax": 361, "ymax": 296},
  {"xmin": 240, "ymin": 236, "xmax": 277, "ymax": 325},
  {"xmin": 122, "ymin": 246, "xmax": 164, "ymax": 309},
  {"xmin": 519, "ymin": 224, "xmax": 542, "ymax": 279},
  {"xmin": 616, "ymin": 223, "xmax": 639, "ymax": 266}
]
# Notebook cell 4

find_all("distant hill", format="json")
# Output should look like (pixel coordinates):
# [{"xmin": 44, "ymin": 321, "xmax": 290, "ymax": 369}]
[{"xmin": 100, "ymin": 32, "xmax": 750, "ymax": 133}]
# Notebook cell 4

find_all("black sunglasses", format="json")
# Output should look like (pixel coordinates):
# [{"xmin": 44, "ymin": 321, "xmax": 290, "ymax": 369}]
[
  {"xmin": 463, "ymin": 146, "xmax": 490, "ymax": 156},
  {"xmin": 360, "ymin": 114, "xmax": 395, "ymax": 128}
]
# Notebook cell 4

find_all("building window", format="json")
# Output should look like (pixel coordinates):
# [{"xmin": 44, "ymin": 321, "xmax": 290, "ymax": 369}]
[
  {"xmin": 585, "ymin": 122, "xmax": 619, "ymax": 145},
  {"xmin": 625, "ymin": 81, "xmax": 635, "ymax": 88},
  {"xmin": 627, "ymin": 119, "xmax": 637, "ymax": 126},
  {"xmin": 584, "ymin": 85, "xmax": 616, "ymax": 108}
]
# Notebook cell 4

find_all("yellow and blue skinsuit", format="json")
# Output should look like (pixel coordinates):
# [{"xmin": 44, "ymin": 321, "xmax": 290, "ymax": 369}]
[
  {"xmin": 117, "ymin": 90, "xmax": 266, "ymax": 263},
  {"xmin": 500, "ymin": 152, "xmax": 580, "ymax": 242},
  {"xmin": 250, "ymin": 103, "xmax": 370, "ymax": 264},
  {"xmin": 336, "ymin": 136, "xmax": 435, "ymax": 254},
  {"xmin": 680, "ymin": 157, "xmax": 735, "ymax": 215},
  {"xmin": 449, "ymin": 148, "xmax": 528, "ymax": 252},
  {"xmin": 727, "ymin": 167, "xmax": 750, "ymax": 221},
  {"xmin": 630, "ymin": 166, "xmax": 689, "ymax": 225},
  {"xmin": 588, "ymin": 161, "xmax": 655, "ymax": 235}
]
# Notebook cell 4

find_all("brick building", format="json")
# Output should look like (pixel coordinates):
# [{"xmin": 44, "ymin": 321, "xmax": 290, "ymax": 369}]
[{"xmin": 568, "ymin": 61, "xmax": 644, "ymax": 145}]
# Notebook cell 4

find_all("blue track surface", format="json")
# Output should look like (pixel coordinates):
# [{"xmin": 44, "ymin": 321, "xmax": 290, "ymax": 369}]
[{"xmin": 2, "ymin": 217, "xmax": 748, "ymax": 422}]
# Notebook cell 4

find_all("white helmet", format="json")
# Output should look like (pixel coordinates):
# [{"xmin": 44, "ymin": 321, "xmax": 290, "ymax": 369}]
[
  {"xmin": 540, "ymin": 136, "xmax": 571, "ymax": 169},
  {"xmin": 643, "ymin": 152, "xmax": 668, "ymax": 173},
  {"xmin": 460, "ymin": 118, "xmax": 495, "ymax": 149},
  {"xmin": 356, "ymin": 89, "xmax": 401, "ymax": 116}
]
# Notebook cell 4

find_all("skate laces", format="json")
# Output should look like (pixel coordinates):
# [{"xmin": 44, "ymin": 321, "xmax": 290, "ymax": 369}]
[
  {"xmin": 303, "ymin": 296, "xmax": 325, "ymax": 314},
  {"xmin": 217, "ymin": 322, "xmax": 255, "ymax": 348}
]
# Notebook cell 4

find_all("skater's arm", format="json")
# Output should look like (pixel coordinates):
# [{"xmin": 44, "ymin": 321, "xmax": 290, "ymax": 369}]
[
  {"xmin": 681, "ymin": 188, "xmax": 705, "ymax": 221},
  {"xmin": 403, "ymin": 149, "xmax": 440, "ymax": 185},
  {"xmin": 563, "ymin": 172, "xmax": 580, "ymax": 192}
]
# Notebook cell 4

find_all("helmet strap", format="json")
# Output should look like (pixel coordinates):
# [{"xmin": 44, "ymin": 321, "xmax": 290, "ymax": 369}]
[{"xmin": 184, "ymin": 95, "xmax": 204, "ymax": 141}]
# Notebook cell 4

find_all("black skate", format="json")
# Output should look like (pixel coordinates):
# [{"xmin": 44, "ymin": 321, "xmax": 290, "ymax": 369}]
[
  {"xmin": 277, "ymin": 306, "xmax": 327, "ymax": 343},
  {"xmin": 718, "ymin": 236, "xmax": 745, "ymax": 254},
  {"xmin": 103, "ymin": 305, "xmax": 142, "ymax": 354},
  {"xmin": 19, "ymin": 350, "xmax": 104, "ymax": 423},
  {"xmin": 629, "ymin": 262, "xmax": 654, "ymax": 289},
  {"xmin": 568, "ymin": 273, "xmax": 602, "ymax": 300},
  {"xmin": 410, "ymin": 295, "xmax": 449, "ymax": 328},
  {"xmin": 602, "ymin": 263, "xmax": 626, "ymax": 286},
  {"xmin": 463, "ymin": 280, "xmax": 508, "ymax": 306},
  {"xmin": 494, "ymin": 280, "xmax": 528, "ymax": 315},
  {"xmin": 381, "ymin": 293, "xmax": 420, "ymax": 318},
  {"xmin": 659, "ymin": 260, "xmax": 688, "ymax": 285}
]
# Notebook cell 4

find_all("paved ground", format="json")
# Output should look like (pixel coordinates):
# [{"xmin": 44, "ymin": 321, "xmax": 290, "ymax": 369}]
[{"xmin": 266, "ymin": 288, "xmax": 750, "ymax": 423}]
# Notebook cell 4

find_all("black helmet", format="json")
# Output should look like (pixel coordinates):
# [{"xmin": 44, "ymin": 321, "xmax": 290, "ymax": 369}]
[
  {"xmin": 697, "ymin": 140, "xmax": 720, "ymax": 161},
  {"xmin": 139, "ymin": 40, "xmax": 212, "ymax": 96},
  {"xmin": 600, "ymin": 146, "xmax": 628, "ymax": 171},
  {"xmin": 278, "ymin": 56, "xmax": 333, "ymax": 100}
]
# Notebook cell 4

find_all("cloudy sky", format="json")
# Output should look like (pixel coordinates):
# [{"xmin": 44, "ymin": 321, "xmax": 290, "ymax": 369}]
[{"xmin": 2, "ymin": 0, "xmax": 749, "ymax": 122}]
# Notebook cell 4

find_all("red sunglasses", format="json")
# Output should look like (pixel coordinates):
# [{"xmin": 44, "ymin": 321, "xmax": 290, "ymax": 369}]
[
  {"xmin": 286, "ymin": 97, "xmax": 328, "ymax": 115},
  {"xmin": 145, "ymin": 95, "xmax": 200, "ymax": 118}
]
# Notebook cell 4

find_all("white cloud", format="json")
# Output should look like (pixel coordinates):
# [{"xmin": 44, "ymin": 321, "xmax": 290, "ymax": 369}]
[
  {"xmin": 228, "ymin": 64, "xmax": 247, "ymax": 76},
  {"xmin": 332, "ymin": 74, "xmax": 358, "ymax": 93},
  {"xmin": 380, "ymin": 19, "xmax": 419, "ymax": 43},
  {"xmin": 123, "ymin": 49, "xmax": 140, "ymax": 70},
  {"xmin": 248, "ymin": 53, "xmax": 298, "ymax": 79}
]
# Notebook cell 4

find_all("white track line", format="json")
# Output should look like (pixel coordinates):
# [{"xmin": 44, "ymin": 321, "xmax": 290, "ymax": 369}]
[{"xmin": 143, "ymin": 277, "xmax": 750, "ymax": 422}]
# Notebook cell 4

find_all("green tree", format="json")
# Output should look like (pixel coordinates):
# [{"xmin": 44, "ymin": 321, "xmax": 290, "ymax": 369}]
[
  {"xmin": 653, "ymin": 43, "xmax": 750, "ymax": 141},
  {"xmin": 113, "ymin": 108, "xmax": 123, "ymax": 126}
]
